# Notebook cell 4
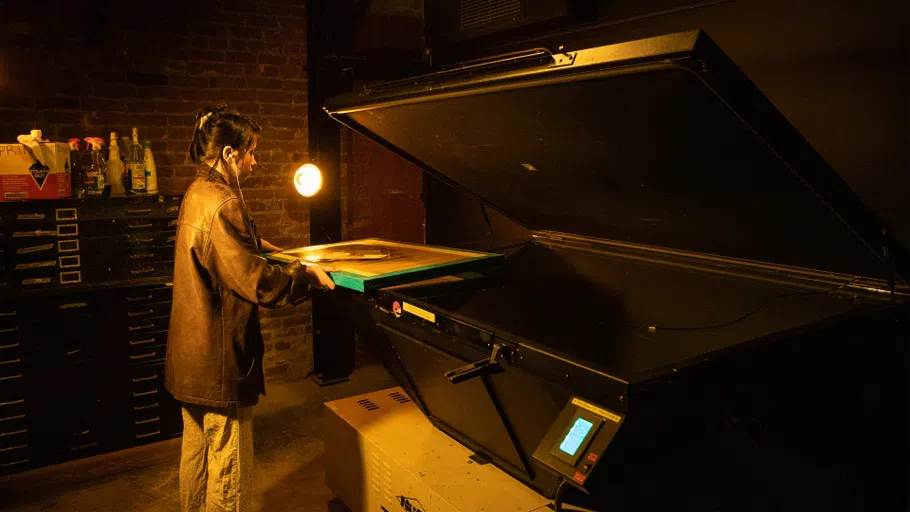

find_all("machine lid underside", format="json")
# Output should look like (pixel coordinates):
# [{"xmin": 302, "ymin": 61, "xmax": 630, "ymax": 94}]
[{"xmin": 326, "ymin": 31, "xmax": 908, "ymax": 284}]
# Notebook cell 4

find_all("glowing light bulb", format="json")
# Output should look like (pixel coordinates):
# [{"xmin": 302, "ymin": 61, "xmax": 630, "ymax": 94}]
[{"xmin": 293, "ymin": 163, "xmax": 322, "ymax": 197}]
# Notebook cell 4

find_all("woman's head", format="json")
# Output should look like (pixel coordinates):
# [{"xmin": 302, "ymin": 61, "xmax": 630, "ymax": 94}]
[{"xmin": 189, "ymin": 104, "xmax": 261, "ymax": 182}]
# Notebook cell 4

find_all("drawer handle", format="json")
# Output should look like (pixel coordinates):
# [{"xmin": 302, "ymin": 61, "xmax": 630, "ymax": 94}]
[
  {"xmin": 1, "ymin": 458, "xmax": 29, "ymax": 467},
  {"xmin": 58, "ymin": 255, "xmax": 81, "ymax": 268},
  {"xmin": 128, "ymin": 223, "xmax": 153, "ymax": 229},
  {"xmin": 55, "ymin": 208, "xmax": 78, "ymax": 221},
  {"xmin": 129, "ymin": 323, "xmax": 155, "ymax": 331},
  {"xmin": 130, "ymin": 338, "xmax": 157, "ymax": 346},
  {"xmin": 0, "ymin": 429, "xmax": 27, "ymax": 437},
  {"xmin": 0, "ymin": 444, "xmax": 27, "ymax": 453},
  {"xmin": 56, "ymin": 224, "xmax": 79, "ymax": 237},
  {"xmin": 0, "ymin": 374, "xmax": 22, "ymax": 382},
  {"xmin": 136, "ymin": 430, "xmax": 161, "ymax": 439},
  {"xmin": 0, "ymin": 343, "xmax": 19, "ymax": 350},
  {"xmin": 0, "ymin": 399, "xmax": 25, "ymax": 408},
  {"xmin": 0, "ymin": 311, "xmax": 16, "ymax": 317},
  {"xmin": 0, "ymin": 358, "xmax": 21, "ymax": 365},
  {"xmin": 60, "ymin": 271, "xmax": 82, "ymax": 284},
  {"xmin": 133, "ymin": 389, "xmax": 158, "ymax": 397},
  {"xmin": 134, "ymin": 402, "xmax": 159, "ymax": 411},
  {"xmin": 131, "ymin": 374, "xmax": 157, "ymax": 383},
  {"xmin": 127, "ymin": 295, "xmax": 153, "ymax": 302},
  {"xmin": 59, "ymin": 302, "xmax": 88, "ymax": 309},
  {"xmin": 130, "ymin": 351, "xmax": 157, "ymax": 361},
  {"xmin": 71, "ymin": 441, "xmax": 99, "ymax": 452},
  {"xmin": 132, "ymin": 237, "xmax": 154, "ymax": 243},
  {"xmin": 130, "ymin": 268, "xmax": 156, "ymax": 275},
  {"xmin": 166, "ymin": 206, "xmax": 179, "ymax": 214},
  {"xmin": 0, "ymin": 414, "xmax": 26, "ymax": 422},
  {"xmin": 0, "ymin": 327, "xmax": 17, "ymax": 334},
  {"xmin": 66, "ymin": 349, "xmax": 81, "ymax": 356},
  {"xmin": 130, "ymin": 252, "xmax": 154, "ymax": 260},
  {"xmin": 135, "ymin": 417, "xmax": 160, "ymax": 425},
  {"xmin": 128, "ymin": 309, "xmax": 154, "ymax": 317},
  {"xmin": 127, "ymin": 209, "xmax": 152, "ymax": 215},
  {"xmin": 58, "ymin": 240, "xmax": 80, "ymax": 253}
]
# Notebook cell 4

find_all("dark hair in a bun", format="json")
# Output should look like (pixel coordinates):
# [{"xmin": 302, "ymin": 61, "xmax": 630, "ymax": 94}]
[{"xmin": 188, "ymin": 104, "xmax": 261, "ymax": 164}]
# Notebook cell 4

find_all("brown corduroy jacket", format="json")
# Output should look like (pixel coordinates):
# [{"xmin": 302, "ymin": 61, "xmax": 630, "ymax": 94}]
[{"xmin": 165, "ymin": 169, "xmax": 310, "ymax": 408}]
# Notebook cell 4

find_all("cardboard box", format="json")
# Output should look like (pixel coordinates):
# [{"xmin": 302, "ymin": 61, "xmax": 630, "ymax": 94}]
[{"xmin": 0, "ymin": 142, "xmax": 72, "ymax": 201}]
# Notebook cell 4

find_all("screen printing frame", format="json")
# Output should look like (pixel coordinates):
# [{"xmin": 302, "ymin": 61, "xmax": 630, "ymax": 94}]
[{"xmin": 264, "ymin": 238, "xmax": 503, "ymax": 293}]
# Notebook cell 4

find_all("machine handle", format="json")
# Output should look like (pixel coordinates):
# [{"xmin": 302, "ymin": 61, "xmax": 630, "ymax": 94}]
[{"xmin": 444, "ymin": 343, "xmax": 510, "ymax": 384}]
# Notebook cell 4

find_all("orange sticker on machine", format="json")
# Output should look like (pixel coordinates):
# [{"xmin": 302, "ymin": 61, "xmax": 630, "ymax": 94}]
[
  {"xmin": 571, "ymin": 397, "xmax": 623, "ymax": 423},
  {"xmin": 402, "ymin": 302, "xmax": 435, "ymax": 323}
]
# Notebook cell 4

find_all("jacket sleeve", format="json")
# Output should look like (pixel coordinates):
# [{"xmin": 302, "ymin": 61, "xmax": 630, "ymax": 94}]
[{"xmin": 205, "ymin": 198, "xmax": 310, "ymax": 308}]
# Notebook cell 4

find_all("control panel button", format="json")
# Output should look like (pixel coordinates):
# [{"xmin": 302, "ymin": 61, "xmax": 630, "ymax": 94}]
[
  {"xmin": 587, "ymin": 452, "xmax": 598, "ymax": 462},
  {"xmin": 573, "ymin": 471, "xmax": 587, "ymax": 483}
]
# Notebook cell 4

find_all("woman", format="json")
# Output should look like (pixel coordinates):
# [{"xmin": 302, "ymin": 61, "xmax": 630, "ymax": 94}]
[{"xmin": 165, "ymin": 105, "xmax": 335, "ymax": 511}]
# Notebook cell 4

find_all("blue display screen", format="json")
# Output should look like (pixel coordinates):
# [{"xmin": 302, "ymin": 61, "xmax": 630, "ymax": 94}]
[{"xmin": 559, "ymin": 417, "xmax": 594, "ymax": 456}]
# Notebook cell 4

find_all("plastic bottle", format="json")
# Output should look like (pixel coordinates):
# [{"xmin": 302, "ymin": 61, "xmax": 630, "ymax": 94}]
[
  {"xmin": 128, "ymin": 127, "xmax": 146, "ymax": 194},
  {"xmin": 106, "ymin": 132, "xmax": 126, "ymax": 196},
  {"xmin": 83, "ymin": 137, "xmax": 107, "ymax": 197},
  {"xmin": 120, "ymin": 136, "xmax": 132, "ymax": 192},
  {"xmin": 143, "ymin": 140, "xmax": 158, "ymax": 194}
]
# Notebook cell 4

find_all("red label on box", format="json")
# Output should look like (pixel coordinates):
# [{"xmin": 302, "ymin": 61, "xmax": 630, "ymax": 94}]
[{"xmin": 0, "ymin": 143, "xmax": 72, "ymax": 201}]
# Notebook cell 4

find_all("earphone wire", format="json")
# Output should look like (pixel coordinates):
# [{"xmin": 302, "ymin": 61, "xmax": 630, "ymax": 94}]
[{"xmin": 210, "ymin": 149, "xmax": 257, "ymax": 251}]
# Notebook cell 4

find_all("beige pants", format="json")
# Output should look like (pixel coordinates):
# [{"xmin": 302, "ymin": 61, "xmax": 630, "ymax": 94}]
[{"xmin": 179, "ymin": 403, "xmax": 254, "ymax": 512}]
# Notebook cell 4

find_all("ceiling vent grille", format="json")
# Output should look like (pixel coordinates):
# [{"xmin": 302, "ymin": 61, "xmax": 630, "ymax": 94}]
[{"xmin": 460, "ymin": 0, "xmax": 523, "ymax": 31}]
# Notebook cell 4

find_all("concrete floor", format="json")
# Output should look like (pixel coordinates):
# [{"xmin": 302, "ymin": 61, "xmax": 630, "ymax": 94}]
[{"xmin": 0, "ymin": 363, "xmax": 398, "ymax": 512}]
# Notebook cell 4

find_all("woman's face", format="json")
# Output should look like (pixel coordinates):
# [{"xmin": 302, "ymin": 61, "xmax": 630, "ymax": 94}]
[{"xmin": 228, "ymin": 140, "xmax": 257, "ymax": 183}]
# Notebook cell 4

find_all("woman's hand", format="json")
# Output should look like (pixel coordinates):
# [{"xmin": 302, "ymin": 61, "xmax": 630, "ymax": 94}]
[
  {"xmin": 305, "ymin": 264, "xmax": 336, "ymax": 290},
  {"xmin": 259, "ymin": 239, "xmax": 283, "ymax": 253}
]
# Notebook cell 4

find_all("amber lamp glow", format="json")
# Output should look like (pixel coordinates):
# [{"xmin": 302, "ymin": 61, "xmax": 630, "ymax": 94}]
[{"xmin": 294, "ymin": 163, "xmax": 322, "ymax": 197}]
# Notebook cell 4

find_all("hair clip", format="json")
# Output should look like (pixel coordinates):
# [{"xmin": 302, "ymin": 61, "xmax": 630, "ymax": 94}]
[{"xmin": 198, "ymin": 112, "xmax": 214, "ymax": 129}]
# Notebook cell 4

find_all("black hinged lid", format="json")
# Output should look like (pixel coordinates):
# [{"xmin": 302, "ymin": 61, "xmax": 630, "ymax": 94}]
[{"xmin": 324, "ymin": 30, "xmax": 908, "ymax": 285}]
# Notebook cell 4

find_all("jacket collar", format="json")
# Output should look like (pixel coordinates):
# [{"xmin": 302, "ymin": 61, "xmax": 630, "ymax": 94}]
[{"xmin": 197, "ymin": 165, "xmax": 230, "ymax": 186}]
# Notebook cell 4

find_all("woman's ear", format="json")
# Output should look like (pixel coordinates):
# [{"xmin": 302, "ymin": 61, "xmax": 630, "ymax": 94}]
[{"xmin": 221, "ymin": 145, "xmax": 235, "ymax": 163}]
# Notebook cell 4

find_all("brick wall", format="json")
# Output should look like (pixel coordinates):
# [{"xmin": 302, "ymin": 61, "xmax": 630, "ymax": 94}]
[{"xmin": 0, "ymin": 0, "xmax": 313, "ymax": 382}]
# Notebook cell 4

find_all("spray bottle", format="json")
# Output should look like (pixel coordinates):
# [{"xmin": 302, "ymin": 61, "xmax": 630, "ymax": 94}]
[
  {"xmin": 106, "ymin": 132, "xmax": 126, "ymax": 196},
  {"xmin": 143, "ymin": 140, "xmax": 158, "ymax": 194}
]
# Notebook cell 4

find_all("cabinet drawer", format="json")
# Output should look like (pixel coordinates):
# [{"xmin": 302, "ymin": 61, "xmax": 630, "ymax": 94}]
[
  {"xmin": 0, "ymin": 375, "xmax": 25, "ymax": 403},
  {"xmin": 126, "ymin": 315, "xmax": 170, "ymax": 334},
  {"xmin": 128, "ymin": 344, "xmax": 166, "ymax": 365},
  {"xmin": 0, "ymin": 441, "xmax": 30, "ymax": 467},
  {"xmin": 118, "ymin": 217, "xmax": 178, "ymax": 235},
  {"xmin": 128, "ymin": 231, "xmax": 177, "ymax": 249},
  {"xmin": 122, "ymin": 286, "xmax": 172, "ymax": 305},
  {"xmin": 0, "ymin": 355, "xmax": 23, "ymax": 380},
  {"xmin": 0, "ymin": 397, "xmax": 26, "ymax": 420},
  {"xmin": 125, "ymin": 301, "xmax": 172, "ymax": 320},
  {"xmin": 0, "ymin": 427, "xmax": 29, "ymax": 452},
  {"xmin": 0, "ymin": 409, "xmax": 27, "ymax": 435}
]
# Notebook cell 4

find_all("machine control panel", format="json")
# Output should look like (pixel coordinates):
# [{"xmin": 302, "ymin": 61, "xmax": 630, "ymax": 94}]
[{"xmin": 532, "ymin": 396, "xmax": 624, "ymax": 490}]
